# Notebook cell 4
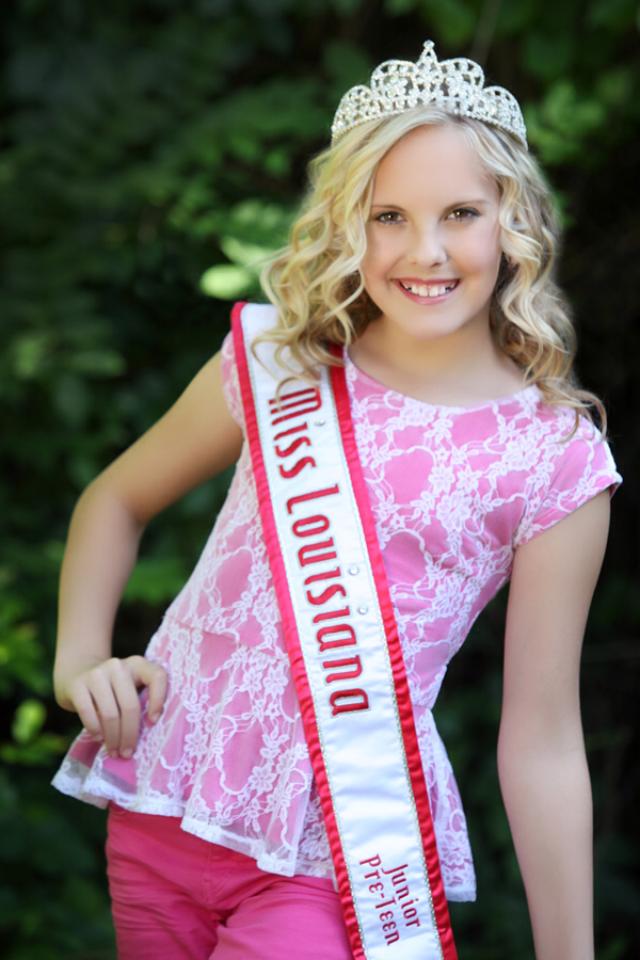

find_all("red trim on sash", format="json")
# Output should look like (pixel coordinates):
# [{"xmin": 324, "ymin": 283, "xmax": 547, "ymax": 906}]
[
  {"xmin": 231, "ymin": 303, "xmax": 364, "ymax": 958},
  {"xmin": 329, "ymin": 342, "xmax": 458, "ymax": 960}
]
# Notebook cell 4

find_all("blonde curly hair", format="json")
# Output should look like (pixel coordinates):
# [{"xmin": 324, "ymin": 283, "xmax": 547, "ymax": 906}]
[{"xmin": 256, "ymin": 104, "xmax": 607, "ymax": 440}]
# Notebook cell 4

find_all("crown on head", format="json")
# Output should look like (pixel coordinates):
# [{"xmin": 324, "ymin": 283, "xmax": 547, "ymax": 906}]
[{"xmin": 330, "ymin": 40, "xmax": 527, "ymax": 149}]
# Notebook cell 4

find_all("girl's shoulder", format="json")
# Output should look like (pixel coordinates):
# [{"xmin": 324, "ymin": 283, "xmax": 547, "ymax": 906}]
[
  {"xmin": 526, "ymin": 392, "xmax": 614, "ymax": 459},
  {"xmin": 512, "ymin": 398, "xmax": 622, "ymax": 549}
]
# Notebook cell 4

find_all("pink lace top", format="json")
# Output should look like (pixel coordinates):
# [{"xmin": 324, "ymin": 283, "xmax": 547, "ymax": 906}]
[{"xmin": 52, "ymin": 321, "xmax": 622, "ymax": 903}]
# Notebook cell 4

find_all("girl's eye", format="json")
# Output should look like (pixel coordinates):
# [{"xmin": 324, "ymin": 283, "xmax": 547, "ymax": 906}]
[
  {"xmin": 373, "ymin": 211, "xmax": 403, "ymax": 225},
  {"xmin": 448, "ymin": 207, "xmax": 479, "ymax": 221}
]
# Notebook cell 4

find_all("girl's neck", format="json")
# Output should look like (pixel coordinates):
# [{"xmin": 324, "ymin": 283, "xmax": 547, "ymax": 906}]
[{"xmin": 350, "ymin": 316, "xmax": 526, "ymax": 407}]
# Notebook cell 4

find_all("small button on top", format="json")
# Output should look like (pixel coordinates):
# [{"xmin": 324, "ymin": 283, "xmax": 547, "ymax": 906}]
[
  {"xmin": 348, "ymin": 565, "xmax": 360, "ymax": 575},
  {"xmin": 357, "ymin": 605, "xmax": 369, "ymax": 615},
  {"xmin": 314, "ymin": 419, "xmax": 326, "ymax": 427}
]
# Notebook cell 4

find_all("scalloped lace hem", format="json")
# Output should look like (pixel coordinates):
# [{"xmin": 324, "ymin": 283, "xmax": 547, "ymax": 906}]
[{"xmin": 51, "ymin": 764, "xmax": 476, "ymax": 901}]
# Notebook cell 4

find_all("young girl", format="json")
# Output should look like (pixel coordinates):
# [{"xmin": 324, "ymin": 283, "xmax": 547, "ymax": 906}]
[{"xmin": 52, "ymin": 40, "xmax": 622, "ymax": 960}]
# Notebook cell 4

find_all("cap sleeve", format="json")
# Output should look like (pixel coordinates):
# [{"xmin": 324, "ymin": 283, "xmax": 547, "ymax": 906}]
[
  {"xmin": 513, "ymin": 416, "xmax": 622, "ymax": 549},
  {"xmin": 220, "ymin": 326, "xmax": 245, "ymax": 431}
]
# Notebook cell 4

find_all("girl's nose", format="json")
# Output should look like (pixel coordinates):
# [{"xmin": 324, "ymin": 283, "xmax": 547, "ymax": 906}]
[{"xmin": 408, "ymin": 226, "xmax": 449, "ymax": 265}]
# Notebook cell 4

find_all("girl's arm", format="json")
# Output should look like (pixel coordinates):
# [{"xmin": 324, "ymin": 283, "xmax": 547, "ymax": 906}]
[
  {"xmin": 53, "ymin": 349, "xmax": 243, "ymax": 757},
  {"xmin": 499, "ymin": 488, "xmax": 612, "ymax": 960}
]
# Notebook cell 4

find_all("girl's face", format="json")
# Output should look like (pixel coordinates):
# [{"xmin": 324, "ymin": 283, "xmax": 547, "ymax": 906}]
[{"xmin": 360, "ymin": 123, "xmax": 503, "ymax": 345}]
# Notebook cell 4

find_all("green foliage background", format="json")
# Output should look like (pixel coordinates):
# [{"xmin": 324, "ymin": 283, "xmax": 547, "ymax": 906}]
[{"xmin": 2, "ymin": 1, "xmax": 638, "ymax": 957}]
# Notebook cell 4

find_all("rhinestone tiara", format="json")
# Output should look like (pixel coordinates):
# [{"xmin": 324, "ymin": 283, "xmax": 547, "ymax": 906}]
[{"xmin": 330, "ymin": 40, "xmax": 527, "ymax": 149}]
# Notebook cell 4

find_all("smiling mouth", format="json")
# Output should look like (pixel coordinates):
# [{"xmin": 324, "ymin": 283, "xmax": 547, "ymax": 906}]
[{"xmin": 395, "ymin": 279, "xmax": 460, "ymax": 299}]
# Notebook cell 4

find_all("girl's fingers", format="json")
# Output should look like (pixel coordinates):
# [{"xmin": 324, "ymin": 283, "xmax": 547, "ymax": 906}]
[
  {"xmin": 126, "ymin": 656, "xmax": 168, "ymax": 724},
  {"xmin": 109, "ymin": 660, "xmax": 143, "ymax": 756},
  {"xmin": 145, "ymin": 663, "xmax": 169, "ymax": 723},
  {"xmin": 86, "ymin": 664, "xmax": 122, "ymax": 754},
  {"xmin": 71, "ymin": 682, "xmax": 103, "ymax": 740},
  {"xmin": 69, "ymin": 656, "xmax": 168, "ymax": 758}
]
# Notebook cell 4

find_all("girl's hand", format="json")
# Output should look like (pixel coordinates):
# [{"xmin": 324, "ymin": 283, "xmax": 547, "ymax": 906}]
[{"xmin": 56, "ymin": 656, "xmax": 168, "ymax": 759}]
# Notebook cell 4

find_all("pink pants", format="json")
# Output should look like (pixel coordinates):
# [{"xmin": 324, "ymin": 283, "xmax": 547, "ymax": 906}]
[{"xmin": 106, "ymin": 803, "xmax": 352, "ymax": 959}]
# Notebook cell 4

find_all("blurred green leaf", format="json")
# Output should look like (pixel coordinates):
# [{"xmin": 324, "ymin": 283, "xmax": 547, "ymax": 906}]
[
  {"xmin": 12, "ymin": 699, "xmax": 46, "ymax": 744},
  {"xmin": 219, "ymin": 236, "xmax": 275, "ymax": 269},
  {"xmin": 66, "ymin": 350, "xmax": 126, "ymax": 377},
  {"xmin": 11, "ymin": 333, "xmax": 52, "ymax": 379},
  {"xmin": 526, "ymin": 81, "xmax": 607, "ymax": 164},
  {"xmin": 200, "ymin": 263, "xmax": 256, "ymax": 299}
]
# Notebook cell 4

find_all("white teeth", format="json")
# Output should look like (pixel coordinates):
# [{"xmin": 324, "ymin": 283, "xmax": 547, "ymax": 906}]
[{"xmin": 400, "ymin": 281, "xmax": 456, "ymax": 297}]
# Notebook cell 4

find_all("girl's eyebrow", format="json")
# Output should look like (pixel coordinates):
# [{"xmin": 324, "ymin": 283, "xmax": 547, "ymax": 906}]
[{"xmin": 370, "ymin": 199, "xmax": 490, "ymax": 209}]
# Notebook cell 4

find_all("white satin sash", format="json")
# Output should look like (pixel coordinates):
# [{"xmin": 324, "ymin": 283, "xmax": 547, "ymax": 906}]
[{"xmin": 232, "ymin": 301, "xmax": 457, "ymax": 960}]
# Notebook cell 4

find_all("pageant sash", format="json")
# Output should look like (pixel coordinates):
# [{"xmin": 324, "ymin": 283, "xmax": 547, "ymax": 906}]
[{"xmin": 232, "ymin": 302, "xmax": 457, "ymax": 960}]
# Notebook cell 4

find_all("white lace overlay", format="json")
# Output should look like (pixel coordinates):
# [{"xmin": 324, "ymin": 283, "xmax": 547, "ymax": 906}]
[{"xmin": 52, "ymin": 323, "xmax": 622, "ymax": 904}]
